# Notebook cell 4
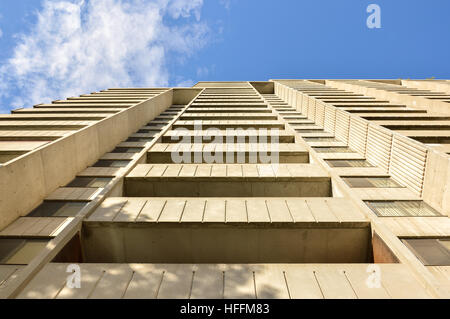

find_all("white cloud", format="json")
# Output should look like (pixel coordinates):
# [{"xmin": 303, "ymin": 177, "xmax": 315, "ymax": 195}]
[
  {"xmin": 196, "ymin": 66, "xmax": 209, "ymax": 78},
  {"xmin": 0, "ymin": 0, "xmax": 209, "ymax": 108},
  {"xmin": 219, "ymin": 0, "xmax": 232, "ymax": 10},
  {"xmin": 168, "ymin": 0, "xmax": 203, "ymax": 20},
  {"xmin": 175, "ymin": 79, "xmax": 195, "ymax": 87}
]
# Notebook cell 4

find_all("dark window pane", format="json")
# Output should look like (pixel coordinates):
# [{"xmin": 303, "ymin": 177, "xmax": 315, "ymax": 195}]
[
  {"xmin": 403, "ymin": 239, "xmax": 450, "ymax": 266},
  {"xmin": 0, "ymin": 239, "xmax": 48, "ymax": 265},
  {"xmin": 0, "ymin": 239, "xmax": 26, "ymax": 264},
  {"xmin": 67, "ymin": 177, "xmax": 92, "ymax": 187},
  {"xmin": 326, "ymin": 160, "xmax": 373, "ymax": 167},
  {"xmin": 326, "ymin": 160, "xmax": 351, "ymax": 167},
  {"xmin": 111, "ymin": 147, "xmax": 143, "ymax": 153},
  {"xmin": 67, "ymin": 177, "xmax": 111, "ymax": 188},
  {"xmin": 368, "ymin": 177, "xmax": 402, "ymax": 188},
  {"xmin": 344, "ymin": 177, "xmax": 402, "ymax": 188},
  {"xmin": 28, "ymin": 202, "xmax": 87, "ymax": 217},
  {"xmin": 304, "ymin": 137, "xmax": 339, "ymax": 142},
  {"xmin": 126, "ymin": 137, "xmax": 153, "ymax": 142},
  {"xmin": 365, "ymin": 201, "xmax": 442, "ymax": 217},
  {"xmin": 343, "ymin": 177, "xmax": 373, "ymax": 188},
  {"xmin": 93, "ymin": 160, "xmax": 130, "ymax": 167},
  {"xmin": 313, "ymin": 147, "xmax": 355, "ymax": 153}
]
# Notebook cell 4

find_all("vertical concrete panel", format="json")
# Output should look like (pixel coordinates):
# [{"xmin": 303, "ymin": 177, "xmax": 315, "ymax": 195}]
[
  {"xmin": 0, "ymin": 152, "xmax": 46, "ymax": 229},
  {"xmin": 423, "ymin": 150, "xmax": 450, "ymax": 216}
]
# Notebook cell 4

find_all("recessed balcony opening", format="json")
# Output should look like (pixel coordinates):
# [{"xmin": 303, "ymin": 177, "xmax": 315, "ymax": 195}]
[
  {"xmin": 40, "ymin": 197, "xmax": 402, "ymax": 266},
  {"xmin": 79, "ymin": 223, "xmax": 373, "ymax": 264}
]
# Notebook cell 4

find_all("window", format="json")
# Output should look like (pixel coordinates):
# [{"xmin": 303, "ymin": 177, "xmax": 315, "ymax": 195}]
[
  {"xmin": 326, "ymin": 159, "xmax": 373, "ymax": 167},
  {"xmin": 146, "ymin": 123, "xmax": 166, "ymax": 128},
  {"xmin": 28, "ymin": 201, "xmax": 87, "ymax": 217},
  {"xmin": 0, "ymin": 239, "xmax": 48, "ymax": 265},
  {"xmin": 295, "ymin": 129, "xmax": 325, "ymax": 133},
  {"xmin": 303, "ymin": 137, "xmax": 340, "ymax": 142},
  {"xmin": 343, "ymin": 177, "xmax": 402, "ymax": 188},
  {"xmin": 402, "ymin": 239, "xmax": 450, "ymax": 266},
  {"xmin": 93, "ymin": 160, "xmax": 131, "ymax": 168},
  {"xmin": 126, "ymin": 137, "xmax": 154, "ymax": 142},
  {"xmin": 137, "ymin": 129, "xmax": 159, "ymax": 134},
  {"xmin": 67, "ymin": 177, "xmax": 112, "ymax": 188},
  {"xmin": 365, "ymin": 201, "xmax": 442, "ymax": 217},
  {"xmin": 313, "ymin": 147, "xmax": 356, "ymax": 153},
  {"xmin": 111, "ymin": 147, "xmax": 143, "ymax": 153}
]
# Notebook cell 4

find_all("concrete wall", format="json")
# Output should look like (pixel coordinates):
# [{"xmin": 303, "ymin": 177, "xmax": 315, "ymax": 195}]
[
  {"xmin": 273, "ymin": 81, "xmax": 450, "ymax": 217},
  {"xmin": 330, "ymin": 80, "xmax": 450, "ymax": 116},
  {"xmin": 0, "ymin": 90, "xmax": 173, "ymax": 230},
  {"xmin": 402, "ymin": 80, "xmax": 450, "ymax": 95}
]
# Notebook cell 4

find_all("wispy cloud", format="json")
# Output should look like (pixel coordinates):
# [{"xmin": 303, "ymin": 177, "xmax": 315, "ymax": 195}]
[
  {"xmin": 0, "ymin": 0, "xmax": 210, "ymax": 110},
  {"xmin": 219, "ymin": 0, "xmax": 232, "ymax": 10},
  {"xmin": 196, "ymin": 66, "xmax": 209, "ymax": 78}
]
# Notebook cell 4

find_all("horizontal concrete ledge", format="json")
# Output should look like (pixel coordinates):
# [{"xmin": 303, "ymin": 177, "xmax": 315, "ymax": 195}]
[
  {"xmin": 185, "ymin": 107, "xmax": 271, "ymax": 113},
  {"xmin": 146, "ymin": 152, "xmax": 309, "ymax": 164},
  {"xmin": 127, "ymin": 164, "xmax": 326, "ymax": 178},
  {"xmin": 126, "ymin": 176, "xmax": 328, "ymax": 182},
  {"xmin": 86, "ymin": 197, "xmax": 365, "ymax": 223},
  {"xmin": 180, "ymin": 114, "xmax": 278, "ymax": 120},
  {"xmin": 84, "ymin": 221, "xmax": 369, "ymax": 229},
  {"xmin": 16, "ymin": 263, "xmax": 433, "ymax": 299},
  {"xmin": 161, "ymin": 131, "xmax": 295, "ymax": 143},
  {"xmin": 172, "ymin": 122, "xmax": 285, "ymax": 129},
  {"xmin": 125, "ymin": 164, "xmax": 331, "ymax": 197},
  {"xmin": 125, "ymin": 181, "xmax": 331, "ymax": 197}
]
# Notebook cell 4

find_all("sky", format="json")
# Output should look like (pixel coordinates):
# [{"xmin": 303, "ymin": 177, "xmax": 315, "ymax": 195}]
[{"xmin": 0, "ymin": 0, "xmax": 449, "ymax": 112}]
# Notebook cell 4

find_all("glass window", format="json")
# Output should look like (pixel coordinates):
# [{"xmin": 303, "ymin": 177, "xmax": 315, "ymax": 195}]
[
  {"xmin": 343, "ymin": 177, "xmax": 402, "ymax": 188},
  {"xmin": 67, "ymin": 177, "xmax": 112, "ymax": 188},
  {"xmin": 313, "ymin": 147, "xmax": 356, "ymax": 153},
  {"xmin": 295, "ymin": 129, "xmax": 325, "ymax": 133},
  {"xmin": 344, "ymin": 177, "xmax": 374, "ymax": 188},
  {"xmin": 303, "ymin": 137, "xmax": 339, "ymax": 142},
  {"xmin": 402, "ymin": 239, "xmax": 450, "ymax": 266},
  {"xmin": 365, "ymin": 201, "xmax": 442, "ymax": 217},
  {"xmin": 0, "ymin": 239, "xmax": 48, "ymax": 265},
  {"xmin": 137, "ymin": 129, "xmax": 159, "ymax": 134},
  {"xmin": 93, "ymin": 160, "xmax": 131, "ymax": 168},
  {"xmin": 126, "ymin": 137, "xmax": 154, "ymax": 142},
  {"xmin": 368, "ymin": 177, "xmax": 402, "ymax": 188},
  {"xmin": 146, "ymin": 123, "xmax": 166, "ymax": 128},
  {"xmin": 111, "ymin": 147, "xmax": 143, "ymax": 153},
  {"xmin": 28, "ymin": 201, "xmax": 87, "ymax": 217},
  {"xmin": 326, "ymin": 159, "xmax": 373, "ymax": 167}
]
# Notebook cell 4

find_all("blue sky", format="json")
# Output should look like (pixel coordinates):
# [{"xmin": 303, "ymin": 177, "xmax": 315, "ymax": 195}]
[{"xmin": 0, "ymin": 0, "xmax": 449, "ymax": 112}]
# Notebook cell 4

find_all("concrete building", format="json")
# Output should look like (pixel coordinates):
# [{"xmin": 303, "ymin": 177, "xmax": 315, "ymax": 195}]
[{"xmin": 0, "ymin": 79, "xmax": 449, "ymax": 299}]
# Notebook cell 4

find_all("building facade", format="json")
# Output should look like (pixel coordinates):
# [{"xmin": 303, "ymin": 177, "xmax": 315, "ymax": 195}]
[{"xmin": 0, "ymin": 79, "xmax": 449, "ymax": 299}]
